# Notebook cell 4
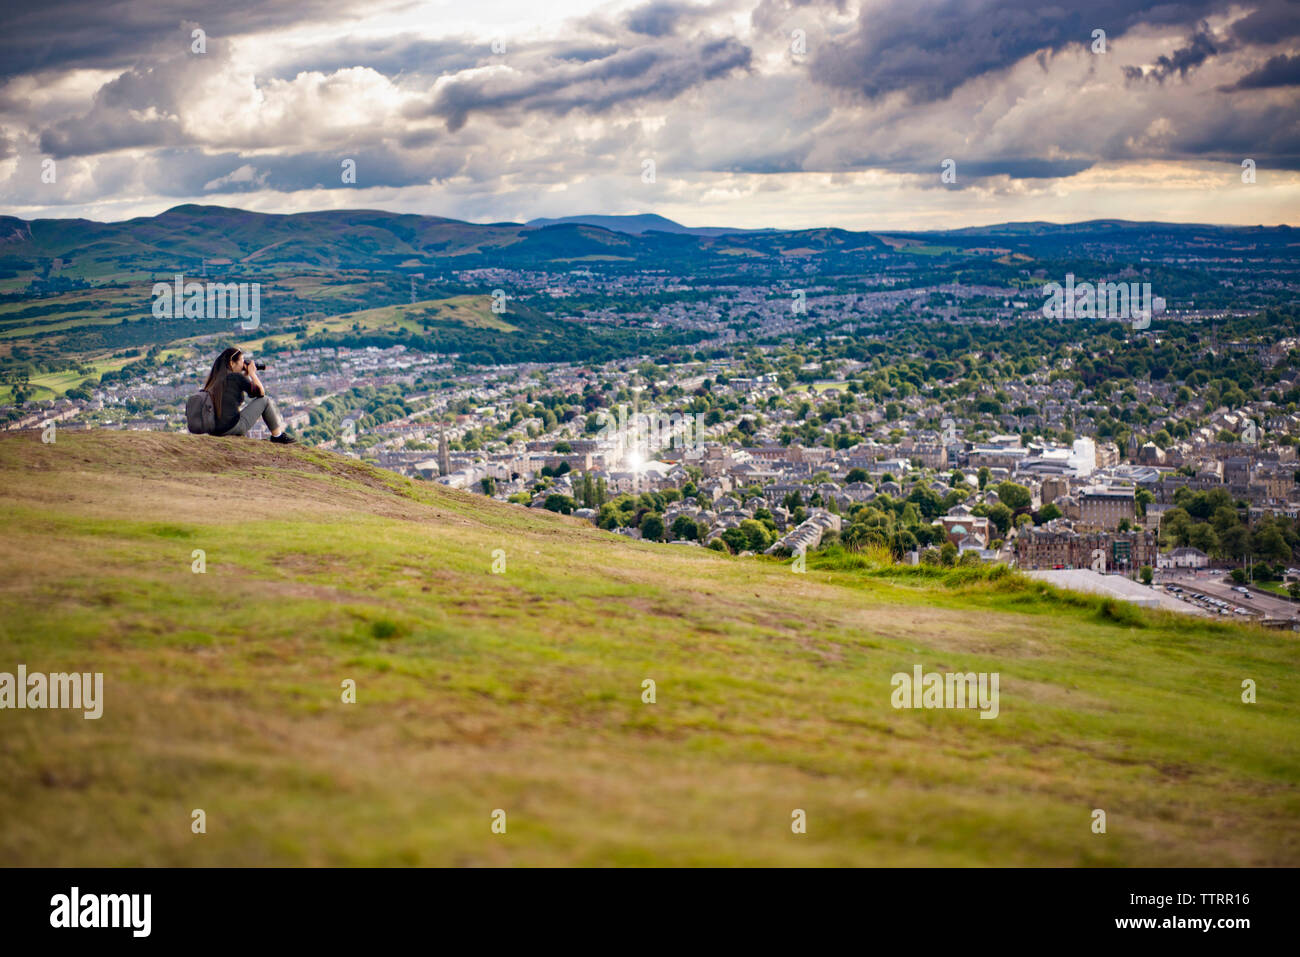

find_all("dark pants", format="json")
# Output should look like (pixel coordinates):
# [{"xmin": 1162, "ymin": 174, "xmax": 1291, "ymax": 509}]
[{"xmin": 223, "ymin": 396, "xmax": 284, "ymax": 436}]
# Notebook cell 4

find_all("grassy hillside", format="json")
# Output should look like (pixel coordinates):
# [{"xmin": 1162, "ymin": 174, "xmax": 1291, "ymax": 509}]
[
  {"xmin": 327, "ymin": 295, "xmax": 520, "ymax": 335},
  {"xmin": 0, "ymin": 431, "xmax": 1296, "ymax": 866}
]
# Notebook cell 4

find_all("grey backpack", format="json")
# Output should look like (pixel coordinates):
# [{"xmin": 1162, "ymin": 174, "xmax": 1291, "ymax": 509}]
[{"xmin": 185, "ymin": 391, "xmax": 216, "ymax": 434}]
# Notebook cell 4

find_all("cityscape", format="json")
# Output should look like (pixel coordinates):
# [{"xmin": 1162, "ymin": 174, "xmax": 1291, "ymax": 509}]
[
  {"xmin": 1, "ymin": 0, "xmax": 1298, "ymax": 913},
  {"xmin": 9, "ymin": 221, "xmax": 1300, "ymax": 625}
]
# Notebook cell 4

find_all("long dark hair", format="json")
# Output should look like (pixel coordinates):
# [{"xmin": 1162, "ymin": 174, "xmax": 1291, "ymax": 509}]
[{"xmin": 202, "ymin": 347, "xmax": 242, "ymax": 422}]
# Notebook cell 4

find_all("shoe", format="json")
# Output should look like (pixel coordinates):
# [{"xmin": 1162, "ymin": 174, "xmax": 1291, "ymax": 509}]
[{"xmin": 270, "ymin": 433, "xmax": 297, "ymax": 444}]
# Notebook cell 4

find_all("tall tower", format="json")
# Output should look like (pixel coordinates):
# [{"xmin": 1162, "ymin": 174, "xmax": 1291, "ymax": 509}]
[{"xmin": 438, "ymin": 419, "xmax": 450, "ymax": 477}]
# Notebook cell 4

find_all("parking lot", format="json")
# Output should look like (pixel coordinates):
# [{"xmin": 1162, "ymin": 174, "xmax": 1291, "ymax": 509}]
[{"xmin": 1156, "ymin": 569, "xmax": 1300, "ymax": 624}]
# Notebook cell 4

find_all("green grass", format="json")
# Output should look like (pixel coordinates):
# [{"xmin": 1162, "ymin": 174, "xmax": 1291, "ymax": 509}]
[
  {"xmin": 1249, "ymin": 580, "xmax": 1294, "ymax": 601},
  {"xmin": 0, "ymin": 431, "xmax": 1296, "ymax": 866},
  {"xmin": 325, "ymin": 295, "xmax": 518, "ymax": 335},
  {"xmin": 0, "ymin": 354, "xmax": 139, "ymax": 403},
  {"xmin": 790, "ymin": 381, "xmax": 849, "ymax": 394}
]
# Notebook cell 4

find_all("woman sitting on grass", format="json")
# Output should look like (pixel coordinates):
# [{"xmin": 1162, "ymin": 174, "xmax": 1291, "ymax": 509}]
[{"xmin": 202, "ymin": 346, "xmax": 296, "ymax": 444}]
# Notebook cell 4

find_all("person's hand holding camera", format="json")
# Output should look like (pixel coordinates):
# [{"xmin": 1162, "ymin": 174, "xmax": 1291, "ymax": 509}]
[{"xmin": 242, "ymin": 355, "xmax": 266, "ymax": 396}]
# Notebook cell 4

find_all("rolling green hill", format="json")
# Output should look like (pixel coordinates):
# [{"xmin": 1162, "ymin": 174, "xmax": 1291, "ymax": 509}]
[
  {"xmin": 0, "ymin": 206, "xmax": 532, "ymax": 279},
  {"xmin": 0, "ymin": 430, "xmax": 1296, "ymax": 866},
  {"xmin": 0, "ymin": 204, "xmax": 892, "ymax": 284}
]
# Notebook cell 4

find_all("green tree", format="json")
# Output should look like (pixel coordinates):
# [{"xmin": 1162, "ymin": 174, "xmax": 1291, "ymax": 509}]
[
  {"xmin": 1135, "ymin": 488, "xmax": 1154, "ymax": 517},
  {"xmin": 891, "ymin": 528, "xmax": 920, "ymax": 559},
  {"xmin": 1161, "ymin": 507, "xmax": 1193, "ymax": 547},
  {"xmin": 1253, "ymin": 524, "xmax": 1292, "ymax": 564},
  {"xmin": 739, "ymin": 518, "xmax": 773, "ymax": 553},
  {"xmin": 544, "ymin": 494, "xmax": 574, "ymax": 515},
  {"xmin": 1219, "ymin": 524, "xmax": 1250, "ymax": 562},
  {"xmin": 985, "ymin": 503, "xmax": 1013, "ymax": 536},
  {"xmin": 1188, "ymin": 523, "xmax": 1219, "ymax": 556},
  {"xmin": 670, "ymin": 514, "xmax": 698, "ymax": 541},
  {"xmin": 995, "ymin": 481, "xmax": 1032, "ymax": 511},
  {"xmin": 1034, "ymin": 503, "xmax": 1062, "ymax": 525},
  {"xmin": 641, "ymin": 513, "xmax": 665, "ymax": 541}
]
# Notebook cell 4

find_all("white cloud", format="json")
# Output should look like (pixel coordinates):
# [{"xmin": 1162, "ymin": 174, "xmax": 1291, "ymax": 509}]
[{"xmin": 0, "ymin": 0, "xmax": 1296, "ymax": 226}]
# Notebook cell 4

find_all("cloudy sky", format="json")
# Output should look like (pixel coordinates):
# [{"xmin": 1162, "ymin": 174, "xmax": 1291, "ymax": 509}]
[{"xmin": 1, "ymin": 0, "xmax": 1298, "ymax": 229}]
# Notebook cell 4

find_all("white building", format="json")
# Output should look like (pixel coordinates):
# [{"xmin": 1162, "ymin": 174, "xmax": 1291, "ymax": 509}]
[
  {"xmin": 1069, "ymin": 437, "xmax": 1097, "ymax": 477},
  {"xmin": 1156, "ymin": 547, "xmax": 1210, "ymax": 570}
]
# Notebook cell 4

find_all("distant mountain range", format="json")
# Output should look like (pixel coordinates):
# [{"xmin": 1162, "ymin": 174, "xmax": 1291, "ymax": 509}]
[
  {"xmin": 0, "ymin": 205, "xmax": 884, "ymax": 278},
  {"xmin": 0, "ymin": 204, "xmax": 1292, "ymax": 282}
]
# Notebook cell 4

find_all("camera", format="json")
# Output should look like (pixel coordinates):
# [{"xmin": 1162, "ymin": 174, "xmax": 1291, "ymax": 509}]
[{"xmin": 244, "ymin": 357, "xmax": 267, "ymax": 371}]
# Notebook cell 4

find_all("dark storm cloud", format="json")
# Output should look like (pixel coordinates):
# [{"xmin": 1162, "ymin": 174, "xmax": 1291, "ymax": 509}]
[
  {"xmin": 551, "ymin": 44, "xmax": 623, "ymax": 63},
  {"xmin": 263, "ymin": 147, "xmax": 458, "ymax": 191},
  {"xmin": 1223, "ymin": 52, "xmax": 1300, "ymax": 90},
  {"xmin": 40, "ymin": 110, "xmax": 183, "ymax": 157},
  {"xmin": 37, "ymin": 42, "xmax": 230, "ymax": 157},
  {"xmin": 418, "ymin": 36, "xmax": 752, "ymax": 131},
  {"xmin": 1229, "ymin": 0, "xmax": 1300, "ymax": 44},
  {"xmin": 624, "ymin": 1, "xmax": 715, "ymax": 36},
  {"xmin": 0, "ymin": 0, "xmax": 357, "ymax": 79},
  {"xmin": 620, "ymin": 0, "xmax": 748, "ymax": 37},
  {"xmin": 1123, "ymin": 23, "xmax": 1235, "ymax": 83},
  {"xmin": 807, "ymin": 0, "xmax": 1230, "ymax": 103},
  {"xmin": 140, "ymin": 146, "xmax": 454, "ymax": 197},
  {"xmin": 1163, "ymin": 100, "xmax": 1300, "ymax": 168},
  {"xmin": 145, "ymin": 149, "xmax": 269, "ymax": 195},
  {"xmin": 945, "ymin": 158, "xmax": 1095, "ymax": 179},
  {"xmin": 625, "ymin": 1, "xmax": 694, "ymax": 36}
]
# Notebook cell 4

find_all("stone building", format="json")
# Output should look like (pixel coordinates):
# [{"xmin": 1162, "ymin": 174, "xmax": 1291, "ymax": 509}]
[
  {"xmin": 1015, "ymin": 526, "xmax": 1156, "ymax": 571},
  {"xmin": 1078, "ymin": 486, "xmax": 1136, "ymax": 530}
]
